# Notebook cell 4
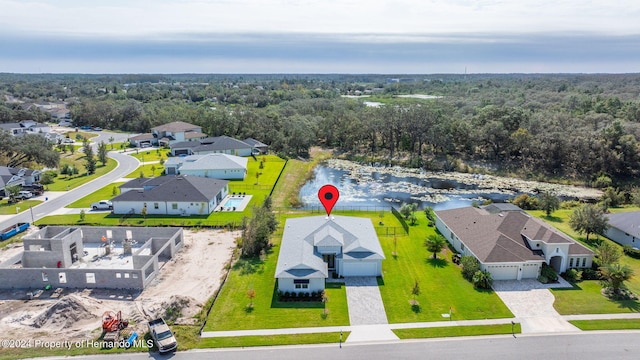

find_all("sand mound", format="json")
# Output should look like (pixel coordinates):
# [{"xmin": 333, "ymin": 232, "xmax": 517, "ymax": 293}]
[
  {"xmin": 144, "ymin": 295, "xmax": 201, "ymax": 324},
  {"xmin": 31, "ymin": 295, "xmax": 97, "ymax": 330}
]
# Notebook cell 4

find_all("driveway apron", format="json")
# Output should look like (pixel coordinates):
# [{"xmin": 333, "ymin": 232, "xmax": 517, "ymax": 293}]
[
  {"xmin": 493, "ymin": 279, "xmax": 580, "ymax": 333},
  {"xmin": 344, "ymin": 277, "xmax": 398, "ymax": 342}
]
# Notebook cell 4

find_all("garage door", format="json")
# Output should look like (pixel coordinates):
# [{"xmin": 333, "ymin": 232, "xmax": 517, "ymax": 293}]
[
  {"xmin": 175, "ymin": 149, "xmax": 189, "ymax": 156},
  {"xmin": 343, "ymin": 262, "xmax": 378, "ymax": 277},
  {"xmin": 521, "ymin": 263, "xmax": 540, "ymax": 279},
  {"xmin": 486, "ymin": 265, "xmax": 519, "ymax": 280}
]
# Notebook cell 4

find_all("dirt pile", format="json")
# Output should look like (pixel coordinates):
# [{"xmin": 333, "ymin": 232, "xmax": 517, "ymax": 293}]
[
  {"xmin": 31, "ymin": 295, "xmax": 98, "ymax": 330},
  {"xmin": 143, "ymin": 295, "xmax": 202, "ymax": 325}
]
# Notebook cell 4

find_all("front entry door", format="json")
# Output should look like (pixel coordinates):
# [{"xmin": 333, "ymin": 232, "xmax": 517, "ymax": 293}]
[{"xmin": 323, "ymin": 254, "xmax": 335, "ymax": 270}]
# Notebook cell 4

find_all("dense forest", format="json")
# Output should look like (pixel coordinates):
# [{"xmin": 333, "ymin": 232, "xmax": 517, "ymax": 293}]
[{"xmin": 2, "ymin": 73, "xmax": 640, "ymax": 186}]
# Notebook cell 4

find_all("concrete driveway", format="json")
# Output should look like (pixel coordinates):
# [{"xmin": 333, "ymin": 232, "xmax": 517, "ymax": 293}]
[
  {"xmin": 493, "ymin": 278, "xmax": 580, "ymax": 333},
  {"xmin": 344, "ymin": 277, "xmax": 398, "ymax": 342}
]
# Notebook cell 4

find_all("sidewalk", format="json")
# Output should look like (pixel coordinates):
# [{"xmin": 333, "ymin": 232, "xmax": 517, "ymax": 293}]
[{"xmin": 201, "ymin": 313, "xmax": 640, "ymax": 341}]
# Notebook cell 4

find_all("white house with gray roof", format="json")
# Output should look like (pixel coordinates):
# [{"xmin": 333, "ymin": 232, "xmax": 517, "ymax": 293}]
[
  {"xmin": 436, "ymin": 206, "xmax": 593, "ymax": 280},
  {"xmin": 112, "ymin": 175, "xmax": 228, "ymax": 216},
  {"xmin": 275, "ymin": 216, "xmax": 385, "ymax": 293},
  {"xmin": 164, "ymin": 153, "xmax": 248, "ymax": 179},
  {"xmin": 170, "ymin": 136, "xmax": 254, "ymax": 157},
  {"xmin": 605, "ymin": 211, "xmax": 640, "ymax": 248}
]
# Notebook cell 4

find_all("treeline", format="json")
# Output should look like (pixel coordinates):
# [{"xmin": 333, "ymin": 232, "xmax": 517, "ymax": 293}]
[{"xmin": 2, "ymin": 73, "xmax": 640, "ymax": 184}]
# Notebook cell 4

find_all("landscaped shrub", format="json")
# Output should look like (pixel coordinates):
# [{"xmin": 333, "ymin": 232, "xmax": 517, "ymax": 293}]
[
  {"xmin": 460, "ymin": 256, "xmax": 480, "ymax": 281},
  {"xmin": 562, "ymin": 268, "xmax": 582, "ymax": 283},
  {"xmin": 581, "ymin": 268, "xmax": 601, "ymax": 280},
  {"xmin": 541, "ymin": 264, "xmax": 558, "ymax": 282},
  {"xmin": 538, "ymin": 275, "xmax": 549, "ymax": 284},
  {"xmin": 472, "ymin": 270, "xmax": 493, "ymax": 289}
]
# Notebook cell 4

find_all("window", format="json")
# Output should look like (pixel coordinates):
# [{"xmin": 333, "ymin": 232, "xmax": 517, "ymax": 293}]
[
  {"xmin": 569, "ymin": 258, "xmax": 574, "ymax": 267},
  {"xmin": 58, "ymin": 273, "xmax": 67, "ymax": 284},
  {"xmin": 154, "ymin": 203, "xmax": 159, "ymax": 209},
  {"xmin": 132, "ymin": 273, "xmax": 139, "ymax": 279},
  {"xmin": 116, "ymin": 273, "xmax": 122, "ymax": 278},
  {"xmin": 42, "ymin": 272, "xmax": 48, "ymax": 282},
  {"xmin": 86, "ymin": 273, "xmax": 96, "ymax": 284},
  {"xmin": 171, "ymin": 203, "xmax": 178, "ymax": 210},
  {"xmin": 582, "ymin": 258, "xmax": 586, "ymax": 267},
  {"xmin": 556, "ymin": 248, "xmax": 559, "ymax": 253},
  {"xmin": 461, "ymin": 243, "xmax": 465, "ymax": 251},
  {"xmin": 295, "ymin": 284, "xmax": 309, "ymax": 289},
  {"xmin": 124, "ymin": 273, "xmax": 130, "ymax": 278}
]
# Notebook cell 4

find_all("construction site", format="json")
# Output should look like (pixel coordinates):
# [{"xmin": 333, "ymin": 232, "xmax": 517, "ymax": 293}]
[{"xmin": 0, "ymin": 227, "xmax": 238, "ymax": 345}]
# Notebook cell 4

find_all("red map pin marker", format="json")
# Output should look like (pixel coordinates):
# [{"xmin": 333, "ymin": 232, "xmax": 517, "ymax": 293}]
[{"xmin": 318, "ymin": 184, "xmax": 339, "ymax": 216}]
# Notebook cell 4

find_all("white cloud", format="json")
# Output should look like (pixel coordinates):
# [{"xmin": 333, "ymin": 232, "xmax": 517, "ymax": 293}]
[{"xmin": 1, "ymin": 0, "xmax": 639, "ymax": 38}]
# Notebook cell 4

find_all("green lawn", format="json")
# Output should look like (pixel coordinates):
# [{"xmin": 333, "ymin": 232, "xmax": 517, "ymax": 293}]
[
  {"xmin": 393, "ymin": 323, "xmax": 521, "ymax": 339},
  {"xmin": 128, "ymin": 148, "xmax": 170, "ymax": 162},
  {"xmin": 379, "ymin": 211, "xmax": 513, "ymax": 323},
  {"xmin": 205, "ymin": 209, "xmax": 512, "ymax": 333},
  {"xmin": 0, "ymin": 199, "xmax": 42, "ymax": 214},
  {"xmin": 67, "ymin": 182, "xmax": 125, "ymax": 208},
  {"xmin": 37, "ymin": 155, "xmax": 287, "ymax": 227},
  {"xmin": 204, "ymin": 254, "xmax": 350, "ymax": 330},
  {"xmin": 529, "ymin": 208, "xmax": 640, "ymax": 314},
  {"xmin": 46, "ymin": 157, "xmax": 117, "ymax": 191},
  {"xmin": 569, "ymin": 318, "xmax": 640, "ymax": 330},
  {"xmin": 198, "ymin": 332, "xmax": 349, "ymax": 348},
  {"xmin": 125, "ymin": 164, "xmax": 165, "ymax": 178}
]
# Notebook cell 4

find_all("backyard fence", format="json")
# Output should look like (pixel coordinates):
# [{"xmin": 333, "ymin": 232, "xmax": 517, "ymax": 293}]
[{"xmin": 390, "ymin": 206, "xmax": 410, "ymax": 234}]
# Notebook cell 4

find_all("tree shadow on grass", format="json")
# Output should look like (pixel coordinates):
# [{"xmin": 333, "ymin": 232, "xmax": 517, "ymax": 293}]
[{"xmin": 425, "ymin": 258, "xmax": 448, "ymax": 268}]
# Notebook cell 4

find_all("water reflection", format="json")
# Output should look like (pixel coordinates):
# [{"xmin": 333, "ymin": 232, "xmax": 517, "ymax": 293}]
[{"xmin": 299, "ymin": 165, "xmax": 518, "ymax": 211}]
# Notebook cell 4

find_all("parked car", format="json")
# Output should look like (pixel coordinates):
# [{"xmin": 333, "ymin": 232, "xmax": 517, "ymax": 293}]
[
  {"xmin": 148, "ymin": 318, "xmax": 177, "ymax": 354},
  {"xmin": 91, "ymin": 200, "xmax": 113, "ymax": 210},
  {"xmin": 63, "ymin": 138, "xmax": 75, "ymax": 143},
  {"xmin": 140, "ymin": 143, "xmax": 152, "ymax": 148},
  {"xmin": 79, "ymin": 125, "xmax": 92, "ymax": 130},
  {"xmin": 16, "ymin": 191, "xmax": 33, "ymax": 199},
  {"xmin": 92, "ymin": 127, "xmax": 102, "ymax": 131}
]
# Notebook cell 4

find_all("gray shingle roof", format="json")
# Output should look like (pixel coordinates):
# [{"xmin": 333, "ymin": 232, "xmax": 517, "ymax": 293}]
[
  {"xmin": 113, "ymin": 175, "xmax": 228, "ymax": 202},
  {"xmin": 151, "ymin": 121, "xmax": 200, "ymax": 133},
  {"xmin": 607, "ymin": 211, "xmax": 640, "ymax": 239},
  {"xmin": 275, "ymin": 216, "xmax": 385, "ymax": 279},
  {"xmin": 170, "ymin": 136, "xmax": 252, "ymax": 152},
  {"xmin": 436, "ymin": 207, "xmax": 592, "ymax": 263},
  {"xmin": 179, "ymin": 154, "xmax": 248, "ymax": 171}
]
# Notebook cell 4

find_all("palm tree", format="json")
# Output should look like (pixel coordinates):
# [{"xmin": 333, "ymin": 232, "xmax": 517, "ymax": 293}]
[
  {"xmin": 600, "ymin": 263, "xmax": 634, "ymax": 295},
  {"xmin": 425, "ymin": 234, "xmax": 446, "ymax": 259}
]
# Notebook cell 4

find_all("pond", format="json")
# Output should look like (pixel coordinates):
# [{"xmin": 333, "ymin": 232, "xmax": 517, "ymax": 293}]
[
  {"xmin": 300, "ymin": 165, "xmax": 515, "ymax": 211},
  {"xmin": 299, "ymin": 159, "xmax": 602, "ymax": 212}
]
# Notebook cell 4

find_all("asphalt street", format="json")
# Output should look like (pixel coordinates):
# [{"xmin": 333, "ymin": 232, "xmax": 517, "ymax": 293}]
[
  {"xmin": 0, "ymin": 148, "xmax": 139, "ymax": 230},
  {"xmin": 30, "ymin": 331, "xmax": 640, "ymax": 360}
]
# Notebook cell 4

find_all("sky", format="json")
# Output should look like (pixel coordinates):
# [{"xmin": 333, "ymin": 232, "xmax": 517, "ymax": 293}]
[{"xmin": 1, "ymin": 0, "xmax": 640, "ymax": 74}]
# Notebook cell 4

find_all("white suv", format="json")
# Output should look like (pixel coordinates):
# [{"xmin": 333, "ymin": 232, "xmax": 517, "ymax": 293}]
[
  {"xmin": 91, "ymin": 200, "xmax": 113, "ymax": 210},
  {"xmin": 17, "ymin": 191, "xmax": 33, "ymax": 199}
]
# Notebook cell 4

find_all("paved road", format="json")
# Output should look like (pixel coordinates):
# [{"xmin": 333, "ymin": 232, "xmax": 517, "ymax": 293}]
[
  {"xmin": 31, "ymin": 331, "xmax": 640, "ymax": 360},
  {"xmin": 0, "ymin": 150, "xmax": 139, "ymax": 230}
]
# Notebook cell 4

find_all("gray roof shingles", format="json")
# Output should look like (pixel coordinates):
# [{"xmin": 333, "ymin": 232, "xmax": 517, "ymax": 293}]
[
  {"xmin": 275, "ymin": 216, "xmax": 385, "ymax": 279},
  {"xmin": 113, "ymin": 175, "xmax": 228, "ymax": 202},
  {"xmin": 436, "ymin": 207, "xmax": 592, "ymax": 263},
  {"xmin": 607, "ymin": 211, "xmax": 640, "ymax": 239}
]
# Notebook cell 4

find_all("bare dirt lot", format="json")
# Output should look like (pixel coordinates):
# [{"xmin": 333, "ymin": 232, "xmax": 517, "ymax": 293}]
[{"xmin": 0, "ymin": 229, "xmax": 238, "ymax": 342}]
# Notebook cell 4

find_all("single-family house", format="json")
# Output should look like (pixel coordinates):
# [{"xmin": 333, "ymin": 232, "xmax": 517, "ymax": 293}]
[
  {"xmin": 151, "ymin": 121, "xmax": 205, "ymax": 146},
  {"xmin": 0, "ymin": 120, "xmax": 51, "ymax": 136},
  {"xmin": 605, "ymin": 211, "xmax": 640, "ymax": 248},
  {"xmin": 164, "ymin": 153, "xmax": 248, "ymax": 179},
  {"xmin": 170, "ymin": 136, "xmax": 254, "ymax": 157},
  {"xmin": 129, "ymin": 133, "xmax": 155, "ymax": 147},
  {"xmin": 0, "ymin": 166, "xmax": 41, "ymax": 195},
  {"xmin": 275, "ymin": 216, "xmax": 385, "ymax": 293},
  {"xmin": 243, "ymin": 138, "xmax": 269, "ymax": 154},
  {"xmin": 435, "ymin": 205, "xmax": 594, "ymax": 280},
  {"xmin": 112, "ymin": 175, "xmax": 229, "ymax": 216}
]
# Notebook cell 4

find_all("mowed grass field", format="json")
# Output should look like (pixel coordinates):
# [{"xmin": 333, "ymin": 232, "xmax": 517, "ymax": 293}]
[{"xmin": 528, "ymin": 208, "xmax": 640, "ymax": 315}]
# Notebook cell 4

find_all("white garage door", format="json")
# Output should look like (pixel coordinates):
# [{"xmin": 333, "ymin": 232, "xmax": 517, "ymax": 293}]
[
  {"xmin": 487, "ymin": 265, "xmax": 519, "ymax": 280},
  {"xmin": 522, "ymin": 263, "xmax": 540, "ymax": 279},
  {"xmin": 343, "ymin": 262, "xmax": 378, "ymax": 277}
]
